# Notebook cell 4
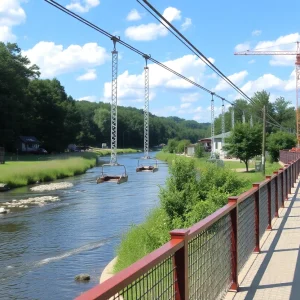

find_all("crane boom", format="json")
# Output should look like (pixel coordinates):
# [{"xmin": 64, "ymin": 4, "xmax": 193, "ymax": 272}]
[
  {"xmin": 234, "ymin": 41, "xmax": 300, "ymax": 146},
  {"xmin": 235, "ymin": 50, "xmax": 298, "ymax": 55}
]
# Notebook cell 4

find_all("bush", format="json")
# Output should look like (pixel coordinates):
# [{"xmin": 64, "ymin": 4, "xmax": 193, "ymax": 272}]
[
  {"xmin": 267, "ymin": 131, "xmax": 297, "ymax": 162},
  {"xmin": 195, "ymin": 144, "xmax": 205, "ymax": 158},
  {"xmin": 176, "ymin": 139, "xmax": 190, "ymax": 153},
  {"xmin": 114, "ymin": 208, "xmax": 170, "ymax": 273},
  {"xmin": 166, "ymin": 138, "xmax": 179, "ymax": 153}
]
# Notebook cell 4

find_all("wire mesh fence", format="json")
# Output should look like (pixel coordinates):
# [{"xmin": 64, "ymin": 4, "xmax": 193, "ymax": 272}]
[
  {"xmin": 271, "ymin": 179, "xmax": 276, "ymax": 219},
  {"xmin": 188, "ymin": 214, "xmax": 232, "ymax": 300},
  {"xmin": 259, "ymin": 185, "xmax": 268, "ymax": 239},
  {"xmin": 116, "ymin": 255, "xmax": 176, "ymax": 300},
  {"xmin": 278, "ymin": 173, "xmax": 282, "ymax": 207},
  {"xmin": 238, "ymin": 195, "xmax": 255, "ymax": 274}
]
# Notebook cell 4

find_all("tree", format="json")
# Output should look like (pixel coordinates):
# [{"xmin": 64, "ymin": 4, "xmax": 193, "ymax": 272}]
[
  {"xmin": 224, "ymin": 123, "xmax": 262, "ymax": 172},
  {"xmin": 267, "ymin": 131, "xmax": 297, "ymax": 162},
  {"xmin": 195, "ymin": 143, "xmax": 205, "ymax": 158},
  {"xmin": 0, "ymin": 42, "xmax": 39, "ymax": 150}
]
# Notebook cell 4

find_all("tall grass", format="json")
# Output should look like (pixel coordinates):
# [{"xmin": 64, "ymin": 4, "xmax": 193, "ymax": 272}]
[
  {"xmin": 0, "ymin": 153, "xmax": 97, "ymax": 188},
  {"xmin": 91, "ymin": 148, "xmax": 140, "ymax": 156}
]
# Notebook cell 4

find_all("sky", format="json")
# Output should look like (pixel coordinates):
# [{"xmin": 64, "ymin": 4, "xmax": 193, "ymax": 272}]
[{"xmin": 1, "ymin": 0, "xmax": 300, "ymax": 123}]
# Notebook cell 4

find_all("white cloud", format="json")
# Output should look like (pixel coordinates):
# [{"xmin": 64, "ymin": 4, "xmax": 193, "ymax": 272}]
[
  {"xmin": 78, "ymin": 96, "xmax": 98, "ymax": 102},
  {"xmin": 252, "ymin": 30, "xmax": 262, "ymax": 36},
  {"xmin": 0, "ymin": 0, "xmax": 26, "ymax": 42},
  {"xmin": 180, "ymin": 103, "xmax": 191, "ymax": 109},
  {"xmin": 66, "ymin": 0, "xmax": 100, "ymax": 13},
  {"xmin": 181, "ymin": 18, "xmax": 192, "ymax": 31},
  {"xmin": 0, "ymin": 26, "xmax": 16, "ymax": 42},
  {"xmin": 248, "ymin": 59, "xmax": 255, "ymax": 64},
  {"xmin": 215, "ymin": 70, "xmax": 248, "ymax": 91},
  {"xmin": 125, "ymin": 6, "xmax": 181, "ymax": 41},
  {"xmin": 241, "ymin": 70, "xmax": 295, "ymax": 96},
  {"xmin": 126, "ymin": 9, "xmax": 141, "ymax": 21},
  {"xmin": 234, "ymin": 42, "xmax": 250, "ymax": 52},
  {"xmin": 103, "ymin": 54, "xmax": 215, "ymax": 102},
  {"xmin": 23, "ymin": 42, "xmax": 108, "ymax": 78},
  {"xmin": 76, "ymin": 69, "xmax": 97, "ymax": 81},
  {"xmin": 180, "ymin": 93, "xmax": 199, "ymax": 102}
]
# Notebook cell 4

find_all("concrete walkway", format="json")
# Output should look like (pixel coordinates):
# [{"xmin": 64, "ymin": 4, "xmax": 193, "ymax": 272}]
[{"xmin": 226, "ymin": 177, "xmax": 300, "ymax": 300}]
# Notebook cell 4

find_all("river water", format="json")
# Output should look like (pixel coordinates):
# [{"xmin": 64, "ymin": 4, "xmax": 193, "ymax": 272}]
[{"xmin": 0, "ymin": 152, "xmax": 169, "ymax": 300}]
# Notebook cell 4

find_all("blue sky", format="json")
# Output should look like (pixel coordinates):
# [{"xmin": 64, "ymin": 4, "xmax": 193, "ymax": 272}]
[{"xmin": 1, "ymin": 0, "xmax": 299, "ymax": 122}]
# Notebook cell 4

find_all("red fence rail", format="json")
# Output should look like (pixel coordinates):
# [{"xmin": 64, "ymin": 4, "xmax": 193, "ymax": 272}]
[{"xmin": 76, "ymin": 156, "xmax": 300, "ymax": 300}]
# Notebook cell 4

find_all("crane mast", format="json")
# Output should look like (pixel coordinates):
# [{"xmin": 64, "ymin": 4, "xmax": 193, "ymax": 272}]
[{"xmin": 235, "ymin": 41, "xmax": 300, "ymax": 146}]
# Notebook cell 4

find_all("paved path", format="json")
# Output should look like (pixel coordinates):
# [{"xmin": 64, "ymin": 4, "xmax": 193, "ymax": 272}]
[{"xmin": 226, "ymin": 177, "xmax": 300, "ymax": 300}]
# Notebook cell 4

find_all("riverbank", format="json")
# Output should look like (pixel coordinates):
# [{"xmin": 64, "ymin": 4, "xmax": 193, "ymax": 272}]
[
  {"xmin": 0, "ymin": 149, "xmax": 141, "ymax": 190},
  {"xmin": 0, "ymin": 152, "xmax": 97, "ymax": 189},
  {"xmin": 156, "ymin": 151, "xmax": 281, "ymax": 189}
]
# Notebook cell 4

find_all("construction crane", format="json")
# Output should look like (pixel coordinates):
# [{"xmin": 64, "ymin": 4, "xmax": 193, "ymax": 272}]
[{"xmin": 234, "ymin": 41, "xmax": 300, "ymax": 145}]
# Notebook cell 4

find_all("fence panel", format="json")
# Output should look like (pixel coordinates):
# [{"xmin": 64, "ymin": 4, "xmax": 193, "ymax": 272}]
[
  {"xmin": 259, "ymin": 185, "xmax": 268, "ymax": 239},
  {"xmin": 237, "ymin": 195, "xmax": 256, "ymax": 274},
  {"xmin": 278, "ymin": 173, "xmax": 282, "ymax": 208},
  {"xmin": 271, "ymin": 179, "xmax": 276, "ymax": 219},
  {"xmin": 188, "ymin": 214, "xmax": 232, "ymax": 300},
  {"xmin": 116, "ymin": 256, "xmax": 176, "ymax": 300}
]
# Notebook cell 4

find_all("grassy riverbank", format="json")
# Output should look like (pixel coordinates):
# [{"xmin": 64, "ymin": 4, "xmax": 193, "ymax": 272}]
[
  {"xmin": 1, "ymin": 148, "xmax": 141, "ymax": 189},
  {"xmin": 0, "ymin": 152, "xmax": 98, "ymax": 188},
  {"xmin": 156, "ymin": 152, "xmax": 281, "ymax": 189}
]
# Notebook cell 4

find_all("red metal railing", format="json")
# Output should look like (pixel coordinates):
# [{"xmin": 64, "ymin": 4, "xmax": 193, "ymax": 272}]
[{"xmin": 76, "ymin": 156, "xmax": 300, "ymax": 300}]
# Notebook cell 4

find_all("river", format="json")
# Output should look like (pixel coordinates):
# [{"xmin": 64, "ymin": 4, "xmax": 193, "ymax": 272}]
[{"xmin": 0, "ymin": 152, "xmax": 169, "ymax": 300}]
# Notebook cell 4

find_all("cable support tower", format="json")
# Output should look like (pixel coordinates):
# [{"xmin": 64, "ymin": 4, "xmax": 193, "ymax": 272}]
[
  {"xmin": 222, "ymin": 99, "xmax": 225, "ymax": 146},
  {"xmin": 231, "ymin": 105, "xmax": 235, "ymax": 129},
  {"xmin": 138, "ymin": 0, "xmax": 285, "ymax": 130},
  {"xmin": 110, "ymin": 37, "xmax": 119, "ymax": 165},
  {"xmin": 44, "ymin": 0, "xmax": 285, "ymax": 130},
  {"xmin": 210, "ymin": 93, "xmax": 216, "ymax": 159},
  {"xmin": 242, "ymin": 111, "xmax": 246, "ymax": 124},
  {"xmin": 143, "ymin": 55, "xmax": 150, "ymax": 159},
  {"xmin": 250, "ymin": 115, "xmax": 253, "ymax": 127}
]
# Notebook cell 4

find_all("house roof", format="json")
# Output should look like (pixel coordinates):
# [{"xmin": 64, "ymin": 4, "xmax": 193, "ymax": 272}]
[
  {"xmin": 210, "ymin": 131, "xmax": 231, "ymax": 139},
  {"xmin": 19, "ymin": 136, "xmax": 40, "ymax": 143}
]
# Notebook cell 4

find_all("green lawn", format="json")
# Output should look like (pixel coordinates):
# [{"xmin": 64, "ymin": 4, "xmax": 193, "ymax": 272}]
[{"xmin": 0, "ymin": 152, "xmax": 98, "ymax": 188}]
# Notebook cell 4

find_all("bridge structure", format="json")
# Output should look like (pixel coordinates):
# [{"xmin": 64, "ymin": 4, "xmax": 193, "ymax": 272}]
[{"xmin": 74, "ymin": 149, "xmax": 300, "ymax": 300}]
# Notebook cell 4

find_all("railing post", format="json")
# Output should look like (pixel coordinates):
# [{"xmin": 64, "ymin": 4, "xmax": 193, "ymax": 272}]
[
  {"xmin": 170, "ymin": 229, "xmax": 189, "ymax": 300},
  {"xmin": 284, "ymin": 164, "xmax": 289, "ymax": 201},
  {"xmin": 228, "ymin": 196, "xmax": 239, "ymax": 292},
  {"xmin": 252, "ymin": 184, "xmax": 260, "ymax": 253},
  {"xmin": 279, "ymin": 168, "xmax": 285, "ymax": 208},
  {"xmin": 265, "ymin": 176, "xmax": 272, "ymax": 229},
  {"xmin": 273, "ymin": 172, "xmax": 279, "ymax": 218}
]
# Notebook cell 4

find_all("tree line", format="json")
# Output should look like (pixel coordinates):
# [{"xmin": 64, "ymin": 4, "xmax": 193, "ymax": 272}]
[
  {"xmin": 213, "ymin": 91, "xmax": 296, "ymax": 135},
  {"xmin": 0, "ymin": 42, "xmax": 210, "ymax": 152}
]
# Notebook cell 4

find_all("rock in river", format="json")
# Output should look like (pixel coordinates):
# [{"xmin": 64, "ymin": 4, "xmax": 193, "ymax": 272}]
[
  {"xmin": 75, "ymin": 274, "xmax": 91, "ymax": 282},
  {"xmin": 0, "ymin": 207, "xmax": 8, "ymax": 214}
]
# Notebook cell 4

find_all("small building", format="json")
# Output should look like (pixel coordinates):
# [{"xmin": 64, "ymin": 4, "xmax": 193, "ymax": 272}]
[
  {"xmin": 17, "ymin": 136, "xmax": 40, "ymax": 153},
  {"xmin": 185, "ymin": 144, "xmax": 197, "ymax": 156},
  {"xmin": 198, "ymin": 138, "xmax": 211, "ymax": 152},
  {"xmin": 199, "ymin": 132, "xmax": 231, "ymax": 158}
]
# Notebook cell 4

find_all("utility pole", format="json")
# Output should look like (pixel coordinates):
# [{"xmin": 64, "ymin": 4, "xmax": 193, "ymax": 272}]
[{"xmin": 262, "ymin": 105, "xmax": 266, "ymax": 176}]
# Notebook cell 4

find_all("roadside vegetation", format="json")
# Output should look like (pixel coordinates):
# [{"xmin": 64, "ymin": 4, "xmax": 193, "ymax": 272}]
[
  {"xmin": 0, "ymin": 152, "xmax": 97, "ymax": 188},
  {"xmin": 114, "ymin": 157, "xmax": 248, "ymax": 273}
]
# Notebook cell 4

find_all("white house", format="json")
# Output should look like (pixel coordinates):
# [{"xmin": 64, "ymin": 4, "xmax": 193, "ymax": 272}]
[{"xmin": 210, "ymin": 132, "xmax": 231, "ymax": 158}]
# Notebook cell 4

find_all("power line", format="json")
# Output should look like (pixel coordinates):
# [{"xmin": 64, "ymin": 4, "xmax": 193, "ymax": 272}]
[
  {"xmin": 138, "ymin": 0, "xmax": 284, "ymax": 128},
  {"xmin": 44, "ymin": 0, "xmax": 283, "ymax": 129}
]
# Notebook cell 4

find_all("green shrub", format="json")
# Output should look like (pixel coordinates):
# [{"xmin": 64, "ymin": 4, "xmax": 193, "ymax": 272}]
[
  {"xmin": 114, "ymin": 208, "xmax": 170, "ymax": 273},
  {"xmin": 195, "ymin": 144, "xmax": 205, "ymax": 158}
]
